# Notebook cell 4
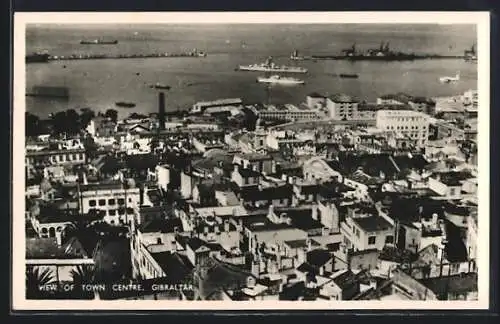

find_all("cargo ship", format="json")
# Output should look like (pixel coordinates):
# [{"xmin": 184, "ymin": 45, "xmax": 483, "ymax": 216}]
[
  {"xmin": 115, "ymin": 101, "xmax": 136, "ymax": 108},
  {"xmin": 257, "ymin": 75, "xmax": 305, "ymax": 85},
  {"xmin": 80, "ymin": 39, "xmax": 118, "ymax": 45},
  {"xmin": 26, "ymin": 52, "xmax": 50, "ymax": 63},
  {"xmin": 339, "ymin": 73, "xmax": 359, "ymax": 79},
  {"xmin": 26, "ymin": 86, "xmax": 69, "ymax": 99},
  {"xmin": 238, "ymin": 57, "xmax": 307, "ymax": 73}
]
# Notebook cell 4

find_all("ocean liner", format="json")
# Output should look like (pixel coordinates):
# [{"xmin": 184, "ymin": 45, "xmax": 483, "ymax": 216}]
[{"xmin": 257, "ymin": 75, "xmax": 305, "ymax": 85}]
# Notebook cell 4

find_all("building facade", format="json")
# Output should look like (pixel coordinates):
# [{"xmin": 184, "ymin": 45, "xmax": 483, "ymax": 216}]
[{"xmin": 375, "ymin": 110, "xmax": 430, "ymax": 148}]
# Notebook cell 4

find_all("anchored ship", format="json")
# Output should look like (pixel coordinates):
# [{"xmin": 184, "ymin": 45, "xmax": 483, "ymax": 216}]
[
  {"xmin": 115, "ymin": 101, "xmax": 136, "ymax": 108},
  {"xmin": 464, "ymin": 43, "xmax": 477, "ymax": 62},
  {"xmin": 239, "ymin": 57, "xmax": 307, "ymax": 73},
  {"xmin": 257, "ymin": 75, "xmax": 305, "ymax": 85},
  {"xmin": 26, "ymin": 52, "xmax": 50, "ymax": 63},
  {"xmin": 80, "ymin": 39, "xmax": 119, "ymax": 45},
  {"xmin": 339, "ymin": 73, "xmax": 359, "ymax": 79},
  {"xmin": 313, "ymin": 42, "xmax": 423, "ymax": 61},
  {"xmin": 149, "ymin": 83, "xmax": 171, "ymax": 90}
]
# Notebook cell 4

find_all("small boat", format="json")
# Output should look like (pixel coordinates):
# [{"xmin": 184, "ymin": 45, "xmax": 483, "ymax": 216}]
[
  {"xmin": 149, "ymin": 83, "xmax": 171, "ymax": 90},
  {"xmin": 339, "ymin": 73, "xmax": 359, "ymax": 79},
  {"xmin": 439, "ymin": 73, "xmax": 460, "ymax": 83},
  {"xmin": 115, "ymin": 101, "xmax": 136, "ymax": 108}
]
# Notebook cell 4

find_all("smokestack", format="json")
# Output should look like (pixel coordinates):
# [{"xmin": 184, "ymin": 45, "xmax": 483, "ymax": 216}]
[{"xmin": 158, "ymin": 92, "xmax": 166, "ymax": 131}]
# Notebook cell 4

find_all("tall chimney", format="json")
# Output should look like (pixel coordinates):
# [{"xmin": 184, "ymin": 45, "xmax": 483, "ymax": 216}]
[{"xmin": 158, "ymin": 92, "xmax": 166, "ymax": 131}]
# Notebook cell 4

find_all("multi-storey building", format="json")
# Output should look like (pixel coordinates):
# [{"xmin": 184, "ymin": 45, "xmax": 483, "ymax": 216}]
[
  {"xmin": 79, "ymin": 181, "xmax": 141, "ymax": 225},
  {"xmin": 375, "ymin": 110, "xmax": 430, "ymax": 148},
  {"xmin": 326, "ymin": 94, "xmax": 360, "ymax": 120},
  {"xmin": 26, "ymin": 148, "xmax": 86, "ymax": 169},
  {"xmin": 254, "ymin": 104, "xmax": 321, "ymax": 122}
]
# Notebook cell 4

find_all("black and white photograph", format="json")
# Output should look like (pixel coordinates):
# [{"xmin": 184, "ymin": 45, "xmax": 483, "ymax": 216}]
[{"xmin": 12, "ymin": 12, "xmax": 490, "ymax": 310}]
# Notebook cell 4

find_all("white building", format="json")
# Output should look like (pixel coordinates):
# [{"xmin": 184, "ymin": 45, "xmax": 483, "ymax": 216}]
[
  {"xmin": 155, "ymin": 164, "xmax": 170, "ymax": 192},
  {"xmin": 255, "ymin": 104, "xmax": 321, "ymax": 122},
  {"xmin": 375, "ymin": 110, "xmax": 430, "ymax": 147},
  {"xmin": 79, "ymin": 181, "xmax": 141, "ymax": 226},
  {"xmin": 326, "ymin": 94, "xmax": 359, "ymax": 120}
]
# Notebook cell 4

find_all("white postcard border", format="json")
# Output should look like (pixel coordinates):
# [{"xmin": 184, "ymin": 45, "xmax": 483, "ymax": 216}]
[{"xmin": 12, "ymin": 11, "xmax": 491, "ymax": 311}]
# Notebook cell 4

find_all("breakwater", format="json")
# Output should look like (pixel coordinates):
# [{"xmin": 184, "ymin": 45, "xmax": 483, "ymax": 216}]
[{"xmin": 30, "ymin": 51, "xmax": 207, "ymax": 63}]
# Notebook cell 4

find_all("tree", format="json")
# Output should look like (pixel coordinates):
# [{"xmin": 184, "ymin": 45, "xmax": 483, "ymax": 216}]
[
  {"xmin": 79, "ymin": 108, "xmax": 96, "ymax": 129},
  {"xmin": 26, "ymin": 266, "xmax": 55, "ymax": 299},
  {"xmin": 25, "ymin": 112, "xmax": 41, "ymax": 137},
  {"xmin": 105, "ymin": 109, "xmax": 118, "ymax": 123},
  {"xmin": 71, "ymin": 265, "xmax": 95, "ymax": 284},
  {"xmin": 129, "ymin": 112, "xmax": 148, "ymax": 120},
  {"xmin": 70, "ymin": 265, "xmax": 96, "ymax": 299}
]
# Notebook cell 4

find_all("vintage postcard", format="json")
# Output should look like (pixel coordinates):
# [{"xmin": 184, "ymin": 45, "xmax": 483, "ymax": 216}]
[{"xmin": 12, "ymin": 12, "xmax": 490, "ymax": 311}]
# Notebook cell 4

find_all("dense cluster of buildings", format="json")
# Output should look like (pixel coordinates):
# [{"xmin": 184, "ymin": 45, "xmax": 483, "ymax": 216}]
[{"xmin": 24, "ymin": 88, "xmax": 479, "ymax": 301}]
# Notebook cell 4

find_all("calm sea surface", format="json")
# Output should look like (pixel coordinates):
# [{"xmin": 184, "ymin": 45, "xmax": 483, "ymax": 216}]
[{"xmin": 26, "ymin": 24, "xmax": 478, "ymax": 119}]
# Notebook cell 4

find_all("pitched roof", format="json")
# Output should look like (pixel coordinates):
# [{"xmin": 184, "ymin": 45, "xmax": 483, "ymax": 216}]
[
  {"xmin": 307, "ymin": 249, "xmax": 333, "ymax": 268},
  {"xmin": 138, "ymin": 218, "xmax": 183, "ymax": 233},
  {"xmin": 150, "ymin": 252, "xmax": 194, "ymax": 280}
]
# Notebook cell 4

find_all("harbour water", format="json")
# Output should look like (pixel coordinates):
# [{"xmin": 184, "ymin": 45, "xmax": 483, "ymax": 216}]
[{"xmin": 26, "ymin": 24, "xmax": 478, "ymax": 118}]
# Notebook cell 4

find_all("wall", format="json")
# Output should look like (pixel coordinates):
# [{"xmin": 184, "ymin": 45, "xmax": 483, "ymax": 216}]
[
  {"xmin": 156, "ymin": 165, "xmax": 170, "ymax": 192},
  {"xmin": 349, "ymin": 250, "xmax": 379, "ymax": 270},
  {"xmin": 180, "ymin": 172, "xmax": 193, "ymax": 199},
  {"xmin": 316, "ymin": 201, "xmax": 340, "ymax": 232}
]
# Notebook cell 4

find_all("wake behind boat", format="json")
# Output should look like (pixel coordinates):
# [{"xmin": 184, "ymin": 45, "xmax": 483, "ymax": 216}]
[
  {"xmin": 239, "ymin": 56, "xmax": 307, "ymax": 74},
  {"xmin": 257, "ymin": 75, "xmax": 305, "ymax": 85}
]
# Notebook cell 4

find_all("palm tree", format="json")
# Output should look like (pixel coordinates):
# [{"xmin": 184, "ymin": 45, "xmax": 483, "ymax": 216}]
[
  {"xmin": 70, "ymin": 265, "xmax": 95, "ymax": 284},
  {"xmin": 70, "ymin": 265, "xmax": 96, "ymax": 299},
  {"xmin": 26, "ymin": 266, "xmax": 55, "ymax": 299}
]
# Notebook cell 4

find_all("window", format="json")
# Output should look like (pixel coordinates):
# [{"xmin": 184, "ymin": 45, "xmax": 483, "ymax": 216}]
[
  {"xmin": 355, "ymin": 228, "xmax": 360, "ymax": 238},
  {"xmin": 449, "ymin": 188, "xmax": 456, "ymax": 196},
  {"xmin": 58, "ymin": 155, "xmax": 63, "ymax": 162},
  {"xmin": 67, "ymin": 154, "xmax": 72, "ymax": 161},
  {"xmin": 128, "ymin": 198, "xmax": 132, "ymax": 203},
  {"xmin": 72, "ymin": 154, "xmax": 77, "ymax": 160},
  {"xmin": 108, "ymin": 209, "xmax": 116, "ymax": 216},
  {"xmin": 108, "ymin": 199, "xmax": 116, "ymax": 205},
  {"xmin": 89, "ymin": 200, "xmax": 96, "ymax": 207},
  {"xmin": 157, "ymin": 237, "xmax": 162, "ymax": 244},
  {"xmin": 79, "ymin": 153, "xmax": 84, "ymax": 160},
  {"xmin": 368, "ymin": 236, "xmax": 376, "ymax": 245},
  {"xmin": 98, "ymin": 199, "xmax": 106, "ymax": 206},
  {"xmin": 118, "ymin": 198, "xmax": 125, "ymax": 205},
  {"xmin": 385, "ymin": 235, "xmax": 394, "ymax": 244}
]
